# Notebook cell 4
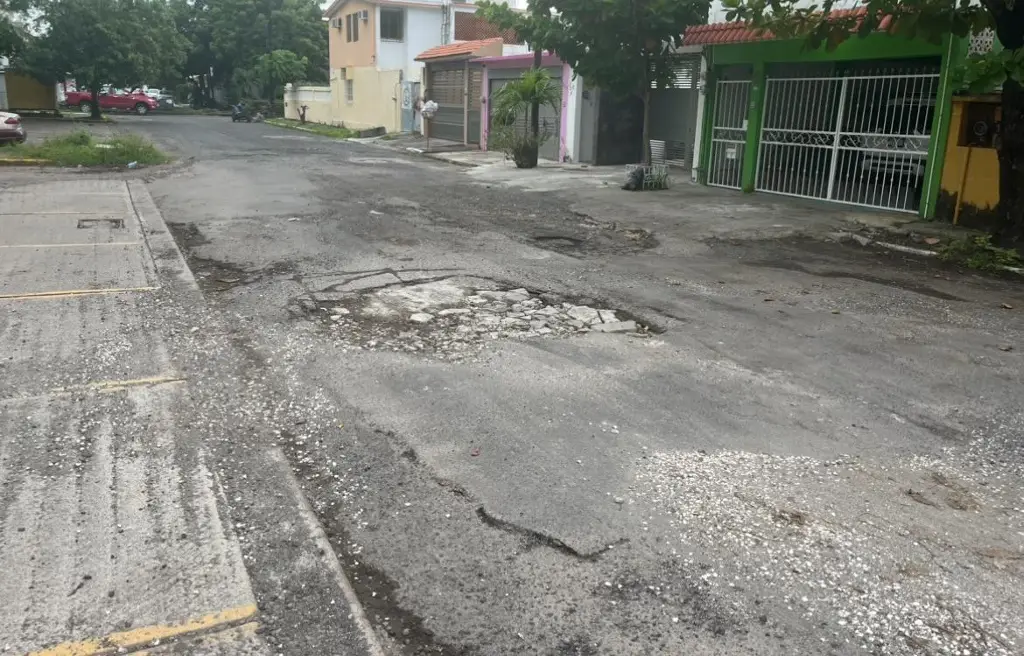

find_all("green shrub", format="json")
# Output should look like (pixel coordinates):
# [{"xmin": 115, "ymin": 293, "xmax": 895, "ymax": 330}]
[
  {"xmin": 938, "ymin": 235, "xmax": 1022, "ymax": 271},
  {"xmin": 62, "ymin": 131, "xmax": 94, "ymax": 146}
]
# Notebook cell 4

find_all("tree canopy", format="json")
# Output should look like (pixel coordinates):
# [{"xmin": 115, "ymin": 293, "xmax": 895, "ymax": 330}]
[
  {"xmin": 0, "ymin": 0, "xmax": 30, "ymax": 60},
  {"xmin": 479, "ymin": 0, "xmax": 708, "ymax": 99},
  {"xmin": 172, "ymin": 0, "xmax": 327, "ymax": 104},
  {"xmin": 477, "ymin": 0, "xmax": 709, "ymax": 163},
  {"xmin": 23, "ymin": 0, "xmax": 188, "ymax": 113}
]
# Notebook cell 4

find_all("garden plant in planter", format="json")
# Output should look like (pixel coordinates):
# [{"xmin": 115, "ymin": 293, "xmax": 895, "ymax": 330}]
[{"xmin": 488, "ymin": 69, "xmax": 561, "ymax": 169}]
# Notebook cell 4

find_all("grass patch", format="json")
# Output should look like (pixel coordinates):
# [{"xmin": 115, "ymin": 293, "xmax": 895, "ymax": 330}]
[
  {"xmin": 1, "ymin": 131, "xmax": 168, "ymax": 167},
  {"xmin": 938, "ymin": 235, "xmax": 1022, "ymax": 272},
  {"xmin": 265, "ymin": 118, "xmax": 355, "ymax": 139}
]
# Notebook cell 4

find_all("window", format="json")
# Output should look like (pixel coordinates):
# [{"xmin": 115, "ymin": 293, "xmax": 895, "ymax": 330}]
[
  {"xmin": 345, "ymin": 79, "xmax": 354, "ymax": 104},
  {"xmin": 380, "ymin": 8, "xmax": 404, "ymax": 41},
  {"xmin": 345, "ymin": 13, "xmax": 359, "ymax": 42}
]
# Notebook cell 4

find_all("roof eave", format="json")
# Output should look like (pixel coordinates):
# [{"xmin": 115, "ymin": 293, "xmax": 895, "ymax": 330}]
[{"xmin": 323, "ymin": 0, "xmax": 351, "ymax": 19}]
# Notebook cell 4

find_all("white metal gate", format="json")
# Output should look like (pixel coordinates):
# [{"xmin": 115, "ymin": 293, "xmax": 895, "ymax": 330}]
[
  {"xmin": 707, "ymin": 80, "xmax": 751, "ymax": 189},
  {"xmin": 757, "ymin": 72, "xmax": 939, "ymax": 212}
]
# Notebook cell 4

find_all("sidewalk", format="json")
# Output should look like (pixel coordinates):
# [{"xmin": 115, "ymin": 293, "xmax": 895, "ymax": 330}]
[{"xmin": 0, "ymin": 180, "xmax": 271, "ymax": 655}]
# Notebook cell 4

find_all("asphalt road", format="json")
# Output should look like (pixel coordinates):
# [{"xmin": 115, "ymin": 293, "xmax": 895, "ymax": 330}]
[{"xmin": 42, "ymin": 114, "xmax": 1024, "ymax": 655}]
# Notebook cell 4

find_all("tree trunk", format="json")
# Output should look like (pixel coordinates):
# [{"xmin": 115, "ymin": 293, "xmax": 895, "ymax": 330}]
[
  {"xmin": 641, "ymin": 87, "xmax": 651, "ymax": 166},
  {"xmin": 90, "ymin": 88, "xmax": 101, "ymax": 120},
  {"xmin": 997, "ymin": 75, "xmax": 1024, "ymax": 246},
  {"xmin": 529, "ymin": 47, "xmax": 542, "ymax": 168}
]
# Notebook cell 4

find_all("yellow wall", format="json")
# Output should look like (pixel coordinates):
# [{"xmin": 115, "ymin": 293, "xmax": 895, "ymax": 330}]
[
  {"xmin": 939, "ymin": 98, "xmax": 1000, "ymax": 221},
  {"xmin": 330, "ymin": 67, "xmax": 402, "ymax": 132},
  {"xmin": 327, "ymin": 0, "xmax": 376, "ymax": 70},
  {"xmin": 4, "ymin": 73, "xmax": 56, "ymax": 110}
]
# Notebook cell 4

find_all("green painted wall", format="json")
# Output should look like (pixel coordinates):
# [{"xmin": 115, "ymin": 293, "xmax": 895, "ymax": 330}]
[
  {"xmin": 740, "ymin": 63, "xmax": 765, "ymax": 192},
  {"xmin": 921, "ymin": 35, "xmax": 969, "ymax": 219},
  {"xmin": 711, "ymin": 33, "xmax": 944, "ymax": 66},
  {"xmin": 696, "ymin": 50, "xmax": 716, "ymax": 185}
]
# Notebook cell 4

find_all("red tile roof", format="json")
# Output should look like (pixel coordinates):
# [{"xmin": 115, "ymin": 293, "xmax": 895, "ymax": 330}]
[
  {"xmin": 415, "ymin": 38, "xmax": 503, "ymax": 62},
  {"xmin": 455, "ymin": 13, "xmax": 522, "ymax": 45},
  {"xmin": 684, "ymin": 7, "xmax": 893, "ymax": 46},
  {"xmin": 684, "ymin": 21, "xmax": 772, "ymax": 46}
]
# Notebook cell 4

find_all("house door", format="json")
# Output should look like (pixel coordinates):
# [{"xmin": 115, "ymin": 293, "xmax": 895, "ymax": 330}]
[
  {"xmin": 706, "ymin": 79, "xmax": 750, "ymax": 189},
  {"xmin": 757, "ymin": 64, "xmax": 939, "ymax": 213},
  {"xmin": 649, "ymin": 56, "xmax": 700, "ymax": 169},
  {"xmin": 401, "ymin": 81, "xmax": 420, "ymax": 133},
  {"xmin": 427, "ymin": 64, "xmax": 465, "ymax": 142}
]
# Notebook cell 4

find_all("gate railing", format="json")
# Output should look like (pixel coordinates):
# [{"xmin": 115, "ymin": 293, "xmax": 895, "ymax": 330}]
[
  {"xmin": 756, "ymin": 72, "xmax": 939, "ymax": 213},
  {"xmin": 707, "ymin": 80, "xmax": 751, "ymax": 189}
]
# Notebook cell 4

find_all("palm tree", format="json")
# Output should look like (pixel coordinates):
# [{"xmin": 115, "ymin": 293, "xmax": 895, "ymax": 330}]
[{"xmin": 489, "ymin": 68, "xmax": 561, "ymax": 168}]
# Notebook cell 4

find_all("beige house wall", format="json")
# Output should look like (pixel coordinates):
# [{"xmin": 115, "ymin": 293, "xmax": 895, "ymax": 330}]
[
  {"xmin": 282, "ymin": 85, "xmax": 333, "ymax": 124},
  {"xmin": 329, "ymin": 67, "xmax": 402, "ymax": 132},
  {"xmin": 327, "ymin": 0, "xmax": 377, "ymax": 70}
]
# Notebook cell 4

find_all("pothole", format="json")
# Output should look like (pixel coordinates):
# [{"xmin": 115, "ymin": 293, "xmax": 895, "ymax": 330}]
[{"xmin": 293, "ymin": 278, "xmax": 652, "ymax": 361}]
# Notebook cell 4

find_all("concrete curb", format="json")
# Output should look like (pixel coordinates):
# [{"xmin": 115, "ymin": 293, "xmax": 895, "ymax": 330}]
[
  {"xmin": 421, "ymin": 151, "xmax": 482, "ymax": 167},
  {"xmin": 833, "ymin": 230, "xmax": 1023, "ymax": 276},
  {"xmin": 270, "ymin": 447, "xmax": 388, "ymax": 656},
  {"xmin": 0, "ymin": 158, "xmax": 52, "ymax": 166},
  {"xmin": 127, "ymin": 180, "xmax": 199, "ymax": 291},
  {"xmin": 264, "ymin": 120, "xmax": 353, "ymax": 139},
  {"xmin": 872, "ymin": 241, "xmax": 938, "ymax": 258},
  {"xmin": 126, "ymin": 178, "xmax": 387, "ymax": 656}
]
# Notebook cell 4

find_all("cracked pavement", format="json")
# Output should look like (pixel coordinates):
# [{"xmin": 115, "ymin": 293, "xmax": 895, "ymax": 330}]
[{"xmin": 5, "ymin": 114, "xmax": 1022, "ymax": 656}]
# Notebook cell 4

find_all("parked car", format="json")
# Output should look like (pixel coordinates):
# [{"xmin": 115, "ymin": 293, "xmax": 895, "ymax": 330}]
[
  {"xmin": 142, "ymin": 88, "xmax": 175, "ymax": 108},
  {"xmin": 0, "ymin": 111, "xmax": 26, "ymax": 144},
  {"xmin": 64, "ymin": 89, "xmax": 159, "ymax": 115}
]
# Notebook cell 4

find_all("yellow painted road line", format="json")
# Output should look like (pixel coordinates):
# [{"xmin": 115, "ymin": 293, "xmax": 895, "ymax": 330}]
[
  {"xmin": 135, "ymin": 621, "xmax": 263, "ymax": 655},
  {"xmin": 27, "ymin": 605, "xmax": 259, "ymax": 656},
  {"xmin": 50, "ymin": 375, "xmax": 186, "ymax": 395},
  {"xmin": 0, "ymin": 242, "xmax": 140, "ymax": 249},
  {"xmin": 0, "ymin": 286, "xmax": 158, "ymax": 300}
]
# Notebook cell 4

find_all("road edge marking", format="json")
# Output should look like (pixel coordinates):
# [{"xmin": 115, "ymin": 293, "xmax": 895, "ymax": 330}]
[
  {"xmin": 48, "ymin": 375, "xmax": 186, "ymax": 395},
  {"xmin": 269, "ymin": 446, "xmax": 387, "ymax": 656},
  {"xmin": 26, "ymin": 605, "xmax": 258, "ymax": 656},
  {"xmin": 0, "ymin": 287, "xmax": 159, "ymax": 300},
  {"xmin": 0, "ymin": 242, "xmax": 140, "ymax": 249}
]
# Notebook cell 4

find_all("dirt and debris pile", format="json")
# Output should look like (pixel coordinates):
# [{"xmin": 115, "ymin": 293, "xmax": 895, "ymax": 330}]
[{"xmin": 304, "ymin": 280, "xmax": 643, "ymax": 361}]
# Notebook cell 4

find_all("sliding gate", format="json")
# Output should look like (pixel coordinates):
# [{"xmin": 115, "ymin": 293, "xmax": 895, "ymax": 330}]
[{"xmin": 756, "ymin": 70, "xmax": 939, "ymax": 212}]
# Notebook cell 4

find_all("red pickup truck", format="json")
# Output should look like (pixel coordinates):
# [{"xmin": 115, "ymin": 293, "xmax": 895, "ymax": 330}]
[{"xmin": 64, "ymin": 89, "xmax": 159, "ymax": 115}]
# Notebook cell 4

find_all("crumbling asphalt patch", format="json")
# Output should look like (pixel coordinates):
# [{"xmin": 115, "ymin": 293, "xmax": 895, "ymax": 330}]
[
  {"xmin": 292, "ymin": 277, "xmax": 652, "ymax": 361},
  {"xmin": 167, "ymin": 221, "xmax": 298, "ymax": 292}
]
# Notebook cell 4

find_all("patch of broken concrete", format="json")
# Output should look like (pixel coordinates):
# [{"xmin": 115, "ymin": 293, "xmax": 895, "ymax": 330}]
[{"xmin": 294, "ymin": 277, "xmax": 647, "ymax": 361}]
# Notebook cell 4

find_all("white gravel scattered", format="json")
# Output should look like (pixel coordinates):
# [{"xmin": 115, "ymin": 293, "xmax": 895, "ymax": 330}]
[{"xmin": 635, "ymin": 431, "xmax": 1024, "ymax": 655}]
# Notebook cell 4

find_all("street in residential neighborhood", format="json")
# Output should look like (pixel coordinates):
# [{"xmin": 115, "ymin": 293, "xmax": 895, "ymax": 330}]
[{"xmin": 1, "ymin": 113, "xmax": 1021, "ymax": 655}]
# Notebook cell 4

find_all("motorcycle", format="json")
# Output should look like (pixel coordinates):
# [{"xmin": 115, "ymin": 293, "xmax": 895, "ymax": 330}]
[{"xmin": 231, "ymin": 104, "xmax": 252, "ymax": 123}]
